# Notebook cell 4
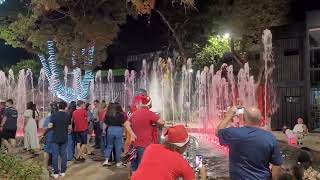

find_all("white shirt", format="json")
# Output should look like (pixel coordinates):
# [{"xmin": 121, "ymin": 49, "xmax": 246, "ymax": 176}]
[{"xmin": 293, "ymin": 124, "xmax": 304, "ymax": 133}]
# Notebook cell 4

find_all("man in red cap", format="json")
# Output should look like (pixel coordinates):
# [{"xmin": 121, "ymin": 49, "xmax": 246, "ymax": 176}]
[
  {"xmin": 131, "ymin": 125, "xmax": 207, "ymax": 180},
  {"xmin": 129, "ymin": 94, "xmax": 165, "ymax": 173}
]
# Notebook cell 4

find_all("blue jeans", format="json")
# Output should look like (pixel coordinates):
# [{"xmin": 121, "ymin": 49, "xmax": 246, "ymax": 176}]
[
  {"xmin": 93, "ymin": 121, "xmax": 102, "ymax": 147},
  {"xmin": 130, "ymin": 146, "xmax": 145, "ymax": 171},
  {"xmin": 101, "ymin": 135, "xmax": 106, "ymax": 154},
  {"xmin": 67, "ymin": 134, "xmax": 74, "ymax": 161},
  {"xmin": 104, "ymin": 126, "xmax": 123, "ymax": 162},
  {"xmin": 52, "ymin": 142, "xmax": 68, "ymax": 174}
]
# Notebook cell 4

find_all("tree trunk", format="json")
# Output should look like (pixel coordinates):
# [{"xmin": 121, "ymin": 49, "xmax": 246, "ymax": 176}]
[
  {"xmin": 230, "ymin": 37, "xmax": 244, "ymax": 68},
  {"xmin": 155, "ymin": 9, "xmax": 187, "ymax": 63}
]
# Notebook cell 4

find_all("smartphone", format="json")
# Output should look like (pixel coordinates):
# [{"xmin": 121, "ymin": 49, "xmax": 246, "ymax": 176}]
[
  {"xmin": 236, "ymin": 107, "xmax": 244, "ymax": 115},
  {"xmin": 195, "ymin": 155, "xmax": 203, "ymax": 169}
]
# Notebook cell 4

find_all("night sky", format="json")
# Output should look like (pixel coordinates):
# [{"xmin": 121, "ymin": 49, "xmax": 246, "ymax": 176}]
[
  {"xmin": 1, "ymin": 0, "xmax": 320, "ymax": 69},
  {"xmin": 0, "ymin": 40, "xmax": 34, "ymax": 69}
]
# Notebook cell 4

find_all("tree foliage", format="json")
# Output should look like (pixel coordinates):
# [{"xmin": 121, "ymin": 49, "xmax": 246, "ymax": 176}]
[
  {"xmin": 10, "ymin": 59, "xmax": 41, "ymax": 78},
  {"xmin": 194, "ymin": 34, "xmax": 231, "ymax": 67},
  {"xmin": 149, "ymin": 0, "xmax": 290, "ymax": 68},
  {"xmin": 0, "ymin": 0, "xmax": 130, "ymax": 66},
  {"xmin": 128, "ymin": 0, "xmax": 194, "ymax": 14},
  {"xmin": 0, "ymin": 0, "xmax": 290, "ymax": 71}
]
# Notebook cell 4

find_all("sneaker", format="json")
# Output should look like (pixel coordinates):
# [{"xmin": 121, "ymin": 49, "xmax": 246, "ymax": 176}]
[
  {"xmin": 51, "ymin": 174, "xmax": 59, "ymax": 179},
  {"xmin": 103, "ymin": 159, "xmax": 112, "ymax": 166},
  {"xmin": 116, "ymin": 162, "xmax": 123, "ymax": 167},
  {"xmin": 60, "ymin": 173, "xmax": 66, "ymax": 177}
]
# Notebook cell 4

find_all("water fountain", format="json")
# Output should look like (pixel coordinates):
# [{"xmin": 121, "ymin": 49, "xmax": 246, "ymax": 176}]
[
  {"xmin": 124, "ymin": 69, "xmax": 132, "ymax": 110},
  {"xmin": 0, "ymin": 29, "xmax": 279, "ymax": 179},
  {"xmin": 0, "ymin": 71, "xmax": 7, "ymax": 99},
  {"xmin": 38, "ymin": 68, "xmax": 46, "ymax": 115},
  {"xmin": 95, "ymin": 70, "xmax": 102, "ymax": 102},
  {"xmin": 262, "ymin": 29, "xmax": 278, "ymax": 128},
  {"xmin": 108, "ymin": 69, "xmax": 114, "ymax": 102},
  {"xmin": 0, "ymin": 31, "xmax": 276, "ymax": 124},
  {"xmin": 140, "ymin": 59, "xmax": 147, "ymax": 90}
]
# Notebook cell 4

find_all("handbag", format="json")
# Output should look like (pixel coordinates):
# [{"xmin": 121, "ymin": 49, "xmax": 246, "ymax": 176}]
[
  {"xmin": 124, "ymin": 145, "xmax": 137, "ymax": 163},
  {"xmin": 41, "ymin": 129, "xmax": 52, "ymax": 145}
]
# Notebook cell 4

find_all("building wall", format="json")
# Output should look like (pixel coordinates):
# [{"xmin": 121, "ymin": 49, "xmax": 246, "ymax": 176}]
[
  {"xmin": 306, "ymin": 10, "xmax": 320, "ymax": 130},
  {"xmin": 271, "ymin": 24, "xmax": 307, "ymax": 130}
]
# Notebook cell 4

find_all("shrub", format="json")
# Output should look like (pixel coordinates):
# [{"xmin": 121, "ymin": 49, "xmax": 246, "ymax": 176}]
[{"xmin": 0, "ymin": 153, "xmax": 44, "ymax": 180}]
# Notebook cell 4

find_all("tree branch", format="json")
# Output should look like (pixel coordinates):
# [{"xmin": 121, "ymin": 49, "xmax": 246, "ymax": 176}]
[
  {"xmin": 230, "ymin": 38, "xmax": 244, "ymax": 67},
  {"xmin": 95, "ymin": 0, "xmax": 109, "ymax": 9},
  {"xmin": 155, "ymin": 9, "xmax": 187, "ymax": 63}
]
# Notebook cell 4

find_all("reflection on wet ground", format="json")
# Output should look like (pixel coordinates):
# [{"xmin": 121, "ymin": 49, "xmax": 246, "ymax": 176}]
[{"xmin": 195, "ymin": 139, "xmax": 229, "ymax": 179}]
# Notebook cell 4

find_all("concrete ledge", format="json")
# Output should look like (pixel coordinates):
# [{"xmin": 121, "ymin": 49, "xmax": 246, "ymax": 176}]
[{"xmin": 273, "ymin": 131, "xmax": 320, "ymax": 152}]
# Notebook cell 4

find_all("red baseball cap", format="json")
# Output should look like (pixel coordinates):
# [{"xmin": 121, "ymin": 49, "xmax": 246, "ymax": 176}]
[
  {"xmin": 131, "ymin": 94, "xmax": 152, "ymax": 107},
  {"xmin": 164, "ymin": 125, "xmax": 189, "ymax": 147},
  {"xmin": 141, "ymin": 95, "xmax": 151, "ymax": 106}
]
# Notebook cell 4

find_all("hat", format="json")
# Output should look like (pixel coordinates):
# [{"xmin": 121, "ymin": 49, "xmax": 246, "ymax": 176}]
[
  {"xmin": 141, "ymin": 95, "xmax": 151, "ymax": 106},
  {"xmin": 135, "ymin": 88, "xmax": 148, "ymax": 96},
  {"xmin": 132, "ymin": 94, "xmax": 152, "ymax": 107},
  {"xmin": 164, "ymin": 125, "xmax": 189, "ymax": 147}
]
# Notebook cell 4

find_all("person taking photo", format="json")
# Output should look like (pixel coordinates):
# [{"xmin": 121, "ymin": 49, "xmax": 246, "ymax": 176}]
[{"xmin": 216, "ymin": 106, "xmax": 282, "ymax": 180}]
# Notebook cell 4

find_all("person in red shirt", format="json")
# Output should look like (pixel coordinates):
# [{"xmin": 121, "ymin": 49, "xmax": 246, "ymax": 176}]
[
  {"xmin": 130, "ymin": 94, "xmax": 165, "ymax": 172},
  {"xmin": 72, "ymin": 100, "xmax": 88, "ymax": 161},
  {"xmin": 131, "ymin": 125, "xmax": 207, "ymax": 180}
]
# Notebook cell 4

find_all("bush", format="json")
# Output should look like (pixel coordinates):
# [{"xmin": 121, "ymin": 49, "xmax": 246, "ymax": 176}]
[{"xmin": 0, "ymin": 153, "xmax": 44, "ymax": 180}]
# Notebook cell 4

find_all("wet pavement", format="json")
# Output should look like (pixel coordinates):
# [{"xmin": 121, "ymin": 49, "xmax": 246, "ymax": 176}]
[
  {"xmin": 195, "ymin": 139, "xmax": 229, "ymax": 179},
  {"xmin": 191, "ymin": 132, "xmax": 320, "ymax": 179}
]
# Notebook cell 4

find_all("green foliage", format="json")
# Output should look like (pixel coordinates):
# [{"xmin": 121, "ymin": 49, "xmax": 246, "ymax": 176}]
[
  {"xmin": 156, "ymin": 0, "xmax": 290, "ymax": 67},
  {"xmin": 0, "ymin": 153, "xmax": 43, "ymax": 180},
  {"xmin": 0, "ymin": 14, "xmax": 39, "ymax": 51},
  {"xmin": 194, "ymin": 34, "xmax": 231, "ymax": 66},
  {"xmin": 10, "ymin": 59, "xmax": 41, "ymax": 78},
  {"xmin": 0, "ymin": 0, "xmax": 130, "ymax": 66}
]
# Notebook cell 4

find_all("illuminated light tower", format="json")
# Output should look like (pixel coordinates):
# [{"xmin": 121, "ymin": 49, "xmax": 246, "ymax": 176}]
[{"xmin": 0, "ymin": 0, "xmax": 6, "ymax": 4}]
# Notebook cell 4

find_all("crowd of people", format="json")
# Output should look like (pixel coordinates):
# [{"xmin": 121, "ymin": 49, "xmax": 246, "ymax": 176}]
[{"xmin": 0, "ymin": 94, "xmax": 319, "ymax": 179}]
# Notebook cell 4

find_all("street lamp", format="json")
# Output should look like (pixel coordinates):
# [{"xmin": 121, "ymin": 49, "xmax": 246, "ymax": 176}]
[{"xmin": 224, "ymin": 33, "xmax": 230, "ymax": 39}]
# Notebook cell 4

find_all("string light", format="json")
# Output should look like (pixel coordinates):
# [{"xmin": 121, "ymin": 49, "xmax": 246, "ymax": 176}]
[
  {"xmin": 80, "ymin": 46, "xmax": 94, "ymax": 99},
  {"xmin": 38, "ymin": 41, "xmax": 94, "ymax": 102}
]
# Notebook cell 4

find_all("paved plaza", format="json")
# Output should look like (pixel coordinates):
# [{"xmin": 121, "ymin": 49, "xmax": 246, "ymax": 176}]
[{"xmin": 8, "ymin": 131, "xmax": 318, "ymax": 180}]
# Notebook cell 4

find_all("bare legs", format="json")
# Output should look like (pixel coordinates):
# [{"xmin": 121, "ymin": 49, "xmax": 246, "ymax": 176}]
[
  {"xmin": 3, "ymin": 138, "xmax": 15, "ymax": 153},
  {"xmin": 76, "ymin": 143, "xmax": 87, "ymax": 159},
  {"xmin": 43, "ymin": 152, "xmax": 50, "ymax": 170}
]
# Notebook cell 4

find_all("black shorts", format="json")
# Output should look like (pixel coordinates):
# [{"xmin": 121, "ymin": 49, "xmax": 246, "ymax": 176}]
[
  {"xmin": 2, "ymin": 129, "xmax": 16, "ymax": 140},
  {"xmin": 75, "ymin": 131, "xmax": 87, "ymax": 145}
]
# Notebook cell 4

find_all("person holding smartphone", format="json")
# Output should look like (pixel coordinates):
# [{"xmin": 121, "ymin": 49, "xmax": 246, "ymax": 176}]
[
  {"xmin": 131, "ymin": 125, "xmax": 206, "ymax": 180},
  {"xmin": 216, "ymin": 107, "xmax": 282, "ymax": 180}
]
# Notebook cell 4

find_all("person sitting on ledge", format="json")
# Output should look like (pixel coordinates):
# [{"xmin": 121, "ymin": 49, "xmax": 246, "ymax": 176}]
[
  {"xmin": 293, "ymin": 118, "xmax": 308, "ymax": 145},
  {"xmin": 131, "ymin": 125, "xmax": 207, "ymax": 180},
  {"xmin": 216, "ymin": 107, "xmax": 283, "ymax": 180},
  {"xmin": 282, "ymin": 126, "xmax": 297, "ymax": 145}
]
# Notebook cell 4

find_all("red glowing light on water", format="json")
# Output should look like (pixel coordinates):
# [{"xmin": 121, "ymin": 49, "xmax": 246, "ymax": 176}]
[{"xmin": 187, "ymin": 127, "xmax": 229, "ymax": 152}]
